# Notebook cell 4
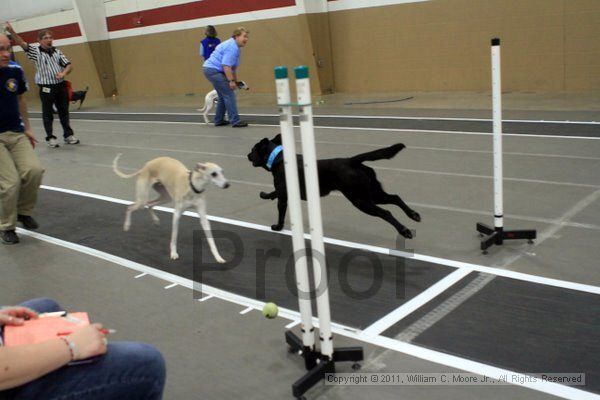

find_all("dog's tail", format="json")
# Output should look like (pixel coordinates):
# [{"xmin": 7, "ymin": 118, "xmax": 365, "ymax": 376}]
[
  {"xmin": 112, "ymin": 153, "xmax": 141, "ymax": 179},
  {"xmin": 350, "ymin": 143, "xmax": 406, "ymax": 165},
  {"xmin": 197, "ymin": 102, "xmax": 208, "ymax": 113}
]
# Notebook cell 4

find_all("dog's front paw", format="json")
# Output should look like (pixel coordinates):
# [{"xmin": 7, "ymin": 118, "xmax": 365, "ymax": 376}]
[
  {"xmin": 215, "ymin": 256, "xmax": 226, "ymax": 264},
  {"xmin": 271, "ymin": 224, "xmax": 283, "ymax": 231},
  {"xmin": 170, "ymin": 251, "xmax": 179, "ymax": 260},
  {"xmin": 408, "ymin": 210, "xmax": 421, "ymax": 222},
  {"xmin": 260, "ymin": 191, "xmax": 272, "ymax": 200},
  {"xmin": 399, "ymin": 227, "xmax": 414, "ymax": 239},
  {"xmin": 123, "ymin": 223, "xmax": 131, "ymax": 232}
]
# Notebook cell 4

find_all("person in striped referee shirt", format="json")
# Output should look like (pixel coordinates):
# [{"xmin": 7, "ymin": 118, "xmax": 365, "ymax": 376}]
[{"xmin": 5, "ymin": 22, "xmax": 80, "ymax": 148}]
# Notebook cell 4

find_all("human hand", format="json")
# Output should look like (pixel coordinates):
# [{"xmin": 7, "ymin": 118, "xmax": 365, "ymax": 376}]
[
  {"xmin": 24, "ymin": 130, "xmax": 37, "ymax": 148},
  {"xmin": 229, "ymin": 80, "xmax": 237, "ymax": 90},
  {"xmin": 0, "ymin": 306, "xmax": 38, "ymax": 326},
  {"xmin": 67, "ymin": 323, "xmax": 108, "ymax": 361},
  {"xmin": 5, "ymin": 21, "xmax": 15, "ymax": 34},
  {"xmin": 55, "ymin": 72, "xmax": 65, "ymax": 79}
]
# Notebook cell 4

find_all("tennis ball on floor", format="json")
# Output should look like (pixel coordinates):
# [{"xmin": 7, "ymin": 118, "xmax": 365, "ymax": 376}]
[{"xmin": 262, "ymin": 302, "xmax": 278, "ymax": 319}]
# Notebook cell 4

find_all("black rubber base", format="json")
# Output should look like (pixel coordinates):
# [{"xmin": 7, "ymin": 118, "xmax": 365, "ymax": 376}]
[
  {"xmin": 286, "ymin": 331, "xmax": 363, "ymax": 399},
  {"xmin": 476, "ymin": 223, "xmax": 536, "ymax": 254}
]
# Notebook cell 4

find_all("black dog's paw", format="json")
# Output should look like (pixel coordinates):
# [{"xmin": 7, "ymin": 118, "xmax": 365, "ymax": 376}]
[
  {"xmin": 408, "ymin": 210, "xmax": 421, "ymax": 222},
  {"xmin": 399, "ymin": 227, "xmax": 413, "ymax": 239},
  {"xmin": 260, "ymin": 191, "xmax": 273, "ymax": 200},
  {"xmin": 271, "ymin": 224, "xmax": 283, "ymax": 231}
]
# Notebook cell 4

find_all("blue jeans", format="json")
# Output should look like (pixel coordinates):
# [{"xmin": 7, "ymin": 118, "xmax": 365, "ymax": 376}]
[
  {"xmin": 0, "ymin": 298, "xmax": 166, "ymax": 400},
  {"xmin": 203, "ymin": 68, "xmax": 241, "ymax": 125}
]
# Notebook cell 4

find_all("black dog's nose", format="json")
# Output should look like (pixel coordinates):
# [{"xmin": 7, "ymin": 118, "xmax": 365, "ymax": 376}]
[{"xmin": 224, "ymin": 182, "xmax": 230, "ymax": 189}]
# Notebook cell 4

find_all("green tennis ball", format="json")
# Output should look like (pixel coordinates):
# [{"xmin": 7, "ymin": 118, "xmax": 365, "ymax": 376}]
[{"xmin": 262, "ymin": 302, "xmax": 278, "ymax": 319}]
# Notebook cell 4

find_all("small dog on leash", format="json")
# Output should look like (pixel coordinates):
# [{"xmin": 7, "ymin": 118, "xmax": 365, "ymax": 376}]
[
  {"xmin": 247, "ymin": 134, "xmax": 421, "ymax": 238},
  {"xmin": 113, "ymin": 154, "xmax": 230, "ymax": 262},
  {"xmin": 198, "ymin": 81, "xmax": 249, "ymax": 124}
]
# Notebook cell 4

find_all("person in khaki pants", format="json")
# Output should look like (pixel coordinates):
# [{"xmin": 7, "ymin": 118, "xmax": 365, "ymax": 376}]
[{"xmin": 0, "ymin": 33, "xmax": 43, "ymax": 244}]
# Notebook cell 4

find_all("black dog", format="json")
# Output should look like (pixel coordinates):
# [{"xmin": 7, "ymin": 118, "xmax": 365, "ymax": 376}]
[
  {"xmin": 70, "ymin": 86, "xmax": 88, "ymax": 110},
  {"xmin": 247, "ymin": 134, "xmax": 421, "ymax": 238}
]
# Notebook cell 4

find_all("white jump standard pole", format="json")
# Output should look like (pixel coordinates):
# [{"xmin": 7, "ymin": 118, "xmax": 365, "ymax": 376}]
[
  {"xmin": 294, "ymin": 65, "xmax": 335, "ymax": 360},
  {"xmin": 274, "ymin": 66, "xmax": 316, "ymax": 362},
  {"xmin": 276, "ymin": 66, "xmax": 363, "ymax": 400},
  {"xmin": 476, "ymin": 38, "xmax": 536, "ymax": 253}
]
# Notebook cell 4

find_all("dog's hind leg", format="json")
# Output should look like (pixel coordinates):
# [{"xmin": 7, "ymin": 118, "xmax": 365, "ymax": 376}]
[
  {"xmin": 349, "ymin": 197, "xmax": 413, "ymax": 239},
  {"xmin": 364, "ymin": 171, "xmax": 421, "ymax": 222},
  {"xmin": 170, "ymin": 206, "xmax": 183, "ymax": 260},
  {"xmin": 196, "ymin": 200, "xmax": 225, "ymax": 263},
  {"xmin": 124, "ymin": 178, "xmax": 151, "ymax": 231},
  {"xmin": 198, "ymin": 98, "xmax": 210, "ymax": 124},
  {"xmin": 124, "ymin": 201, "xmax": 144, "ymax": 231},
  {"xmin": 373, "ymin": 191, "xmax": 421, "ymax": 222},
  {"xmin": 145, "ymin": 182, "xmax": 171, "ymax": 225}
]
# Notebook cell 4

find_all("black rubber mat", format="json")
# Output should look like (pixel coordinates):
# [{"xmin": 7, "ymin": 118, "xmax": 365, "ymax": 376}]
[
  {"xmin": 31, "ymin": 112, "xmax": 600, "ymax": 137},
  {"xmin": 381, "ymin": 271, "xmax": 482, "ymax": 338},
  {"xmin": 393, "ymin": 276, "xmax": 600, "ymax": 394},
  {"xmin": 33, "ymin": 189, "xmax": 452, "ymax": 329}
]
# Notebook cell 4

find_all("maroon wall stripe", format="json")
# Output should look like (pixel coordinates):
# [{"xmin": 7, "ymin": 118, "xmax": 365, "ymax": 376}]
[
  {"xmin": 107, "ymin": 0, "xmax": 296, "ymax": 32},
  {"xmin": 16, "ymin": 23, "xmax": 82, "ymax": 43}
]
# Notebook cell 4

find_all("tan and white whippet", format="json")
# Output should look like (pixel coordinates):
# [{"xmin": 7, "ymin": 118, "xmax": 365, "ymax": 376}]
[{"xmin": 113, "ymin": 154, "xmax": 229, "ymax": 262}]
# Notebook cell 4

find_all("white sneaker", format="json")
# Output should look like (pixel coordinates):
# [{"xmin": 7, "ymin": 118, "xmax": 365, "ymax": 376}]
[
  {"xmin": 47, "ymin": 138, "xmax": 60, "ymax": 148},
  {"xmin": 64, "ymin": 135, "xmax": 80, "ymax": 145}
]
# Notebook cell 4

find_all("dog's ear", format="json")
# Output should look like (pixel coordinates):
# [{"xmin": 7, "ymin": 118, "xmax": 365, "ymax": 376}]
[
  {"xmin": 259, "ymin": 138, "xmax": 270, "ymax": 147},
  {"xmin": 195, "ymin": 163, "xmax": 207, "ymax": 172},
  {"xmin": 272, "ymin": 133, "xmax": 282, "ymax": 145}
]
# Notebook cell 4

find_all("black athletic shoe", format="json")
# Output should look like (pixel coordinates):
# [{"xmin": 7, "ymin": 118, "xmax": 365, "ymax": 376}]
[
  {"xmin": 18, "ymin": 215, "xmax": 39, "ymax": 230},
  {"xmin": 1, "ymin": 230, "xmax": 19, "ymax": 245},
  {"xmin": 232, "ymin": 122, "xmax": 248, "ymax": 128},
  {"xmin": 215, "ymin": 121, "xmax": 230, "ymax": 127}
]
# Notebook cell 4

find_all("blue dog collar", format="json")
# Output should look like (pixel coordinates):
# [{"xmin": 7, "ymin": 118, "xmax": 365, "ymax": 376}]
[{"xmin": 266, "ymin": 145, "xmax": 283, "ymax": 170}]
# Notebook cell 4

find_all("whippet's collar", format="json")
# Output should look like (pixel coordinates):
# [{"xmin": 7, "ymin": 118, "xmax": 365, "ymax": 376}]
[
  {"xmin": 266, "ymin": 145, "xmax": 283, "ymax": 170},
  {"xmin": 188, "ymin": 172, "xmax": 205, "ymax": 194}
]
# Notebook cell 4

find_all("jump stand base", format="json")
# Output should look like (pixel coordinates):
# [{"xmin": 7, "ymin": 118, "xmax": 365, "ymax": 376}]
[
  {"xmin": 476, "ymin": 223, "xmax": 537, "ymax": 254},
  {"xmin": 285, "ymin": 330, "xmax": 363, "ymax": 399}
]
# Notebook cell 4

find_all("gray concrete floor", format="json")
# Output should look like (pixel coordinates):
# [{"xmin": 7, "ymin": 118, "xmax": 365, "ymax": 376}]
[
  {"xmin": 2, "ymin": 92, "xmax": 598, "ymax": 399},
  {"xmin": 1, "ymin": 242, "xmax": 556, "ymax": 400}
]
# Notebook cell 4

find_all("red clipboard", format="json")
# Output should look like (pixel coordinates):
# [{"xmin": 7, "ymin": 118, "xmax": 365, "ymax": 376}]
[{"xmin": 3, "ymin": 313, "xmax": 90, "ymax": 346}]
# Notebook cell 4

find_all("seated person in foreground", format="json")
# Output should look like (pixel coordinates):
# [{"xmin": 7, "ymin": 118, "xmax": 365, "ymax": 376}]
[{"xmin": 0, "ymin": 297, "xmax": 166, "ymax": 399}]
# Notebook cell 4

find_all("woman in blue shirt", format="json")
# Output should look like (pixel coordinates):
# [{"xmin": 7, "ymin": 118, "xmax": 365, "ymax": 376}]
[
  {"xmin": 199, "ymin": 25, "xmax": 220, "ymax": 61},
  {"xmin": 203, "ymin": 27, "xmax": 249, "ymax": 128}
]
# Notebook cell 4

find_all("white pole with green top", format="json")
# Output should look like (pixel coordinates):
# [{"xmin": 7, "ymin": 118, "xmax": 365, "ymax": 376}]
[
  {"xmin": 274, "ymin": 66, "xmax": 315, "ymax": 350},
  {"xmin": 491, "ymin": 38, "xmax": 504, "ymax": 231},
  {"xmin": 294, "ymin": 65, "xmax": 334, "ymax": 359}
]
